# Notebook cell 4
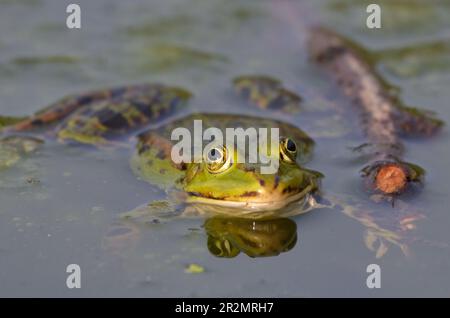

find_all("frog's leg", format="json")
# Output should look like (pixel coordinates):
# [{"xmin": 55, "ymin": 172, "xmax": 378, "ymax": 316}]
[
  {"xmin": 9, "ymin": 83, "xmax": 191, "ymax": 132},
  {"xmin": 53, "ymin": 85, "xmax": 192, "ymax": 147},
  {"xmin": 120, "ymin": 198, "xmax": 187, "ymax": 224},
  {"xmin": 6, "ymin": 85, "xmax": 192, "ymax": 148}
]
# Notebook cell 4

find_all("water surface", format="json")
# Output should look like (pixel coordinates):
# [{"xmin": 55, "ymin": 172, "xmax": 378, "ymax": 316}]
[{"xmin": 0, "ymin": 0, "xmax": 449, "ymax": 297}]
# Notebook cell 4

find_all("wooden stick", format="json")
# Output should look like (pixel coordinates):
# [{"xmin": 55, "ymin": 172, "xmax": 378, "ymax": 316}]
[{"xmin": 308, "ymin": 27, "xmax": 443, "ymax": 195}]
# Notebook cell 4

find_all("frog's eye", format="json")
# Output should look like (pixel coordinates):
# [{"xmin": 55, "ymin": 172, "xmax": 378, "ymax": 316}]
[
  {"xmin": 280, "ymin": 137, "xmax": 297, "ymax": 163},
  {"xmin": 205, "ymin": 146, "xmax": 232, "ymax": 174}
]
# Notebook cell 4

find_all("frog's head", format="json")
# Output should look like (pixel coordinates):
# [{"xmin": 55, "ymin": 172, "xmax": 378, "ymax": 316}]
[{"xmin": 183, "ymin": 137, "xmax": 323, "ymax": 211}]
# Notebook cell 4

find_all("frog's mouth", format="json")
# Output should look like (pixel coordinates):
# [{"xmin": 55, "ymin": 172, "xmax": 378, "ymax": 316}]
[{"xmin": 186, "ymin": 184, "xmax": 319, "ymax": 212}]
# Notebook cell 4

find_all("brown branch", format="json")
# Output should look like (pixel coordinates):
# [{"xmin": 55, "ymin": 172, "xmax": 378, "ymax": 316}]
[{"xmin": 308, "ymin": 27, "xmax": 443, "ymax": 195}]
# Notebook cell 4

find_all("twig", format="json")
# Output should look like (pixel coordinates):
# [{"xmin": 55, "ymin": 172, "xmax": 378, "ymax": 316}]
[{"xmin": 308, "ymin": 27, "xmax": 443, "ymax": 195}]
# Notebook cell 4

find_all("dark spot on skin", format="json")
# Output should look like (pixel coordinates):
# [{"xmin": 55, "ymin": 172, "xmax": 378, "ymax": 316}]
[
  {"xmin": 240, "ymin": 191, "xmax": 259, "ymax": 197},
  {"xmin": 132, "ymin": 100, "xmax": 154, "ymax": 119},
  {"xmin": 259, "ymin": 179, "xmax": 265, "ymax": 186},
  {"xmin": 267, "ymin": 95, "xmax": 285, "ymax": 110},
  {"xmin": 273, "ymin": 175, "xmax": 280, "ymax": 189},
  {"xmin": 156, "ymin": 149, "xmax": 166, "ymax": 160},
  {"xmin": 158, "ymin": 103, "xmax": 168, "ymax": 117},
  {"xmin": 282, "ymin": 186, "xmax": 299, "ymax": 194},
  {"xmin": 187, "ymin": 191, "xmax": 225, "ymax": 200},
  {"xmin": 237, "ymin": 87, "xmax": 251, "ymax": 99},
  {"xmin": 170, "ymin": 96, "xmax": 182, "ymax": 109},
  {"xmin": 30, "ymin": 119, "xmax": 44, "ymax": 126},
  {"xmin": 243, "ymin": 166, "xmax": 256, "ymax": 172},
  {"xmin": 74, "ymin": 118, "xmax": 87, "ymax": 129},
  {"xmin": 96, "ymin": 108, "xmax": 129, "ymax": 130},
  {"xmin": 138, "ymin": 144, "xmax": 150, "ymax": 155},
  {"xmin": 137, "ymin": 131, "xmax": 149, "ymax": 141},
  {"xmin": 109, "ymin": 87, "xmax": 127, "ymax": 98},
  {"xmin": 76, "ymin": 96, "xmax": 93, "ymax": 105}
]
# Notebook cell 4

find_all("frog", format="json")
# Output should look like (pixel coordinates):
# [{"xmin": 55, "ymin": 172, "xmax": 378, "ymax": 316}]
[
  {"xmin": 0, "ymin": 77, "xmax": 323, "ymax": 219},
  {"xmin": 0, "ymin": 76, "xmax": 426, "ymax": 258}
]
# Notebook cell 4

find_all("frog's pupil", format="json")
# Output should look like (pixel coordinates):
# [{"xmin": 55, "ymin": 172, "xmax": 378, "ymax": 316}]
[
  {"xmin": 286, "ymin": 139, "xmax": 296, "ymax": 152},
  {"xmin": 209, "ymin": 148, "xmax": 221, "ymax": 162}
]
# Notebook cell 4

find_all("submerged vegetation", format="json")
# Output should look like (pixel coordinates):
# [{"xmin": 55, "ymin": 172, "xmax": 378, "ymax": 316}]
[
  {"xmin": 137, "ymin": 43, "xmax": 228, "ymax": 72},
  {"xmin": 374, "ymin": 39, "xmax": 450, "ymax": 78},
  {"xmin": 12, "ymin": 55, "xmax": 82, "ymax": 65},
  {"xmin": 327, "ymin": 0, "xmax": 450, "ymax": 33}
]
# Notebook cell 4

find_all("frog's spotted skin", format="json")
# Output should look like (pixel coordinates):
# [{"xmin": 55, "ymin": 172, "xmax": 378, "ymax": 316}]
[
  {"xmin": 56, "ymin": 86, "xmax": 191, "ymax": 145},
  {"xmin": 8, "ymin": 84, "xmax": 192, "ymax": 145},
  {"xmin": 233, "ymin": 75, "xmax": 302, "ymax": 113},
  {"xmin": 12, "ymin": 85, "xmax": 156, "ymax": 131}
]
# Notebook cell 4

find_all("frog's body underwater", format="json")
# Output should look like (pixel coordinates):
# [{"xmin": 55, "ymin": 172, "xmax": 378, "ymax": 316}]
[{"xmin": 0, "ymin": 78, "xmax": 324, "ymax": 219}]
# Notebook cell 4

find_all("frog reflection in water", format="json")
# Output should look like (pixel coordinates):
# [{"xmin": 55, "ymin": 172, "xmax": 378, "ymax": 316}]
[
  {"xmin": 0, "ymin": 76, "xmax": 424, "ymax": 258},
  {"xmin": 102, "ymin": 217, "xmax": 298, "ymax": 258},
  {"xmin": 205, "ymin": 217, "xmax": 297, "ymax": 258}
]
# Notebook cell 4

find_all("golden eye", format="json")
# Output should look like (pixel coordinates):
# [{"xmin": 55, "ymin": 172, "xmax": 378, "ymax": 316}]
[
  {"xmin": 205, "ymin": 146, "xmax": 232, "ymax": 174},
  {"xmin": 280, "ymin": 137, "xmax": 297, "ymax": 163}
]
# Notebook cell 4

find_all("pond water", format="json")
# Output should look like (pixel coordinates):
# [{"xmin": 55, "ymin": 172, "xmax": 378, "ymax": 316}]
[{"xmin": 0, "ymin": 0, "xmax": 449, "ymax": 297}]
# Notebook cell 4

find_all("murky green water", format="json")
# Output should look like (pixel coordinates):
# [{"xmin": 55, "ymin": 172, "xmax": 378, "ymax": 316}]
[{"xmin": 1, "ymin": 0, "xmax": 450, "ymax": 297}]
